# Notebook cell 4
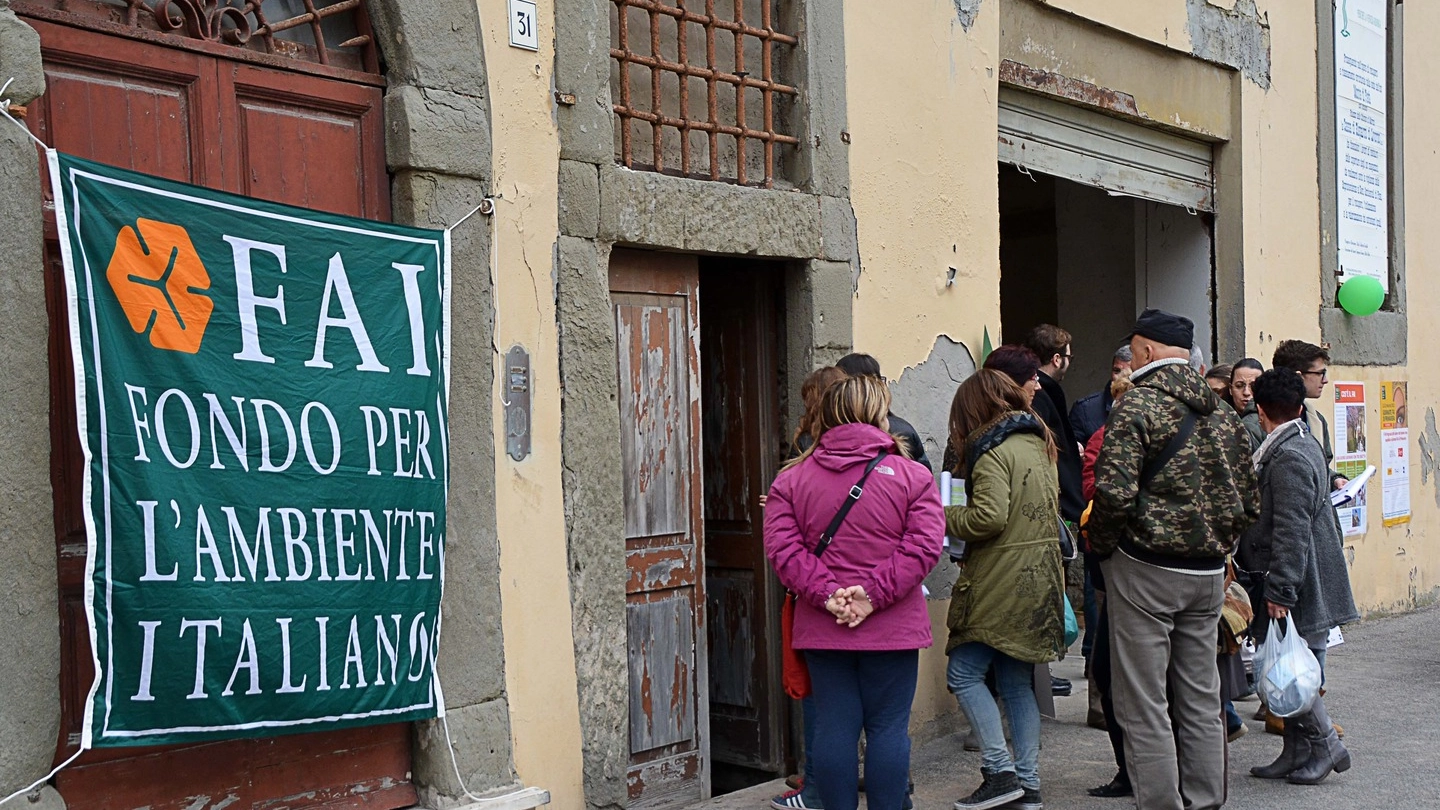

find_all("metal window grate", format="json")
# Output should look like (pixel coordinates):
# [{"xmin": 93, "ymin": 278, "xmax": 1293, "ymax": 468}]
[{"xmin": 610, "ymin": 0, "xmax": 800, "ymax": 188}]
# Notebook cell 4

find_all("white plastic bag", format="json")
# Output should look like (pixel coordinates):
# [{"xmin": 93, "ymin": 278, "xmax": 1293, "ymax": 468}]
[{"xmin": 1257, "ymin": 615, "xmax": 1322, "ymax": 718}]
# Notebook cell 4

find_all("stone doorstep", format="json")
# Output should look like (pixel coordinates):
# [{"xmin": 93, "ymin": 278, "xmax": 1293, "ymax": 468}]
[{"xmin": 413, "ymin": 786, "xmax": 551, "ymax": 810}]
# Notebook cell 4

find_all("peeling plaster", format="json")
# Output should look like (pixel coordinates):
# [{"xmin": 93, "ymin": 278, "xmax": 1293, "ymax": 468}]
[
  {"xmin": 954, "ymin": 0, "xmax": 983, "ymax": 32},
  {"xmin": 1186, "ymin": 0, "xmax": 1272, "ymax": 89},
  {"xmin": 889, "ymin": 336, "xmax": 977, "ymax": 600},
  {"xmin": 1418, "ymin": 408, "xmax": 1440, "ymax": 508}
]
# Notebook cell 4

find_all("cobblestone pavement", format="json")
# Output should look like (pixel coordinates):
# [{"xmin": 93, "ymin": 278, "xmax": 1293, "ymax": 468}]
[{"xmin": 694, "ymin": 603, "xmax": 1440, "ymax": 809}]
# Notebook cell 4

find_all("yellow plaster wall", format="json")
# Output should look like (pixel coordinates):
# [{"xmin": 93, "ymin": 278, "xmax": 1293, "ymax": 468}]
[
  {"xmin": 1040, "ymin": 0, "xmax": 1193, "ymax": 52},
  {"xmin": 844, "ymin": 0, "xmax": 1002, "ymax": 379},
  {"xmin": 479, "ymin": 1, "xmax": 585, "ymax": 805},
  {"xmin": 1236, "ymin": 0, "xmax": 1322, "ymax": 350}
]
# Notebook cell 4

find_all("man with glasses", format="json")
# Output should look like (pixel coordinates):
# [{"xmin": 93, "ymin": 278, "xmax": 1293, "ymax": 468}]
[
  {"xmin": 1024, "ymin": 325, "xmax": 1085, "ymax": 698},
  {"xmin": 1271, "ymin": 340, "xmax": 1347, "ymax": 491},
  {"xmin": 1024, "ymin": 325, "xmax": 1084, "ymax": 527}
]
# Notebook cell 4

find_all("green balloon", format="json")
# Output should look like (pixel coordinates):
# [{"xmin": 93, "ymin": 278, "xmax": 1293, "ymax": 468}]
[{"xmin": 1338, "ymin": 276, "xmax": 1385, "ymax": 316}]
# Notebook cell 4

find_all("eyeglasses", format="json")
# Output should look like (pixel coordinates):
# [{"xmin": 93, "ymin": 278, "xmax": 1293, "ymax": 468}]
[{"xmin": 1300, "ymin": 369, "xmax": 1329, "ymax": 381}]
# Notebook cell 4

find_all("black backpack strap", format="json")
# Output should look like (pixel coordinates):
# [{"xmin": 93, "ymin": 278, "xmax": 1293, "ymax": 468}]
[
  {"xmin": 814, "ymin": 450, "xmax": 888, "ymax": 557},
  {"xmin": 1139, "ymin": 407, "xmax": 1199, "ymax": 492}
]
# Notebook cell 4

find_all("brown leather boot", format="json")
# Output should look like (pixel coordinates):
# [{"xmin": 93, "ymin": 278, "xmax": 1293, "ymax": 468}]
[{"xmin": 1265, "ymin": 708, "xmax": 1284, "ymax": 735}]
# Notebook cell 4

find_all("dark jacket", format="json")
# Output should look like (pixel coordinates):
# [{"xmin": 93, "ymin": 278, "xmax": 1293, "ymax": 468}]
[
  {"xmin": 1089, "ymin": 360, "xmax": 1261, "ymax": 567},
  {"xmin": 1238, "ymin": 403, "xmax": 1264, "ymax": 450},
  {"xmin": 1069, "ymin": 388, "xmax": 1111, "ymax": 446},
  {"xmin": 1238, "ymin": 422, "xmax": 1360, "ymax": 638},
  {"xmin": 1033, "ymin": 375, "xmax": 1084, "ymax": 522},
  {"xmin": 888, "ymin": 412, "xmax": 932, "ymax": 472}
]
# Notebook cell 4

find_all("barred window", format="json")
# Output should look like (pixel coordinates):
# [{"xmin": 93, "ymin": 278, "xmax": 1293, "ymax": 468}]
[{"xmin": 609, "ymin": 0, "xmax": 801, "ymax": 188}]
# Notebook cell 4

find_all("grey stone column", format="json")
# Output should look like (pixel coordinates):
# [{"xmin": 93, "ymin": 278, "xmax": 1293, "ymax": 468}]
[{"xmin": 0, "ymin": 4, "xmax": 60, "ymax": 796}]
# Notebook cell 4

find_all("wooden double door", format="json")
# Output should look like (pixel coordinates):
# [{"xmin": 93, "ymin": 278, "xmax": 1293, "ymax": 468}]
[
  {"xmin": 610, "ymin": 251, "xmax": 788, "ymax": 807},
  {"xmin": 24, "ymin": 15, "xmax": 413, "ymax": 810}
]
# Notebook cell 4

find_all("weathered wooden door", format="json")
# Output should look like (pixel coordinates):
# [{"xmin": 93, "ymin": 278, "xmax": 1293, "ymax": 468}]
[
  {"xmin": 21, "ymin": 10, "xmax": 410, "ymax": 810},
  {"xmin": 610, "ymin": 249, "xmax": 710, "ymax": 808},
  {"xmin": 699, "ymin": 262, "xmax": 786, "ymax": 773}
]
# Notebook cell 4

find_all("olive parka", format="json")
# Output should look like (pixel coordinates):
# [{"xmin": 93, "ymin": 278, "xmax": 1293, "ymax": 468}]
[{"xmin": 943, "ymin": 413, "xmax": 1067, "ymax": 663}]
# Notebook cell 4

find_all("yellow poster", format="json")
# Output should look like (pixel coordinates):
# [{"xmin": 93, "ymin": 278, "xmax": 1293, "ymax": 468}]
[
  {"xmin": 1380, "ymin": 381, "xmax": 1408, "ymax": 430},
  {"xmin": 1380, "ymin": 381, "xmax": 1410, "ymax": 526}
]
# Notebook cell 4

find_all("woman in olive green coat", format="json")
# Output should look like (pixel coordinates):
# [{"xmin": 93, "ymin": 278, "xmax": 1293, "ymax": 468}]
[{"xmin": 944, "ymin": 369, "xmax": 1066, "ymax": 810}]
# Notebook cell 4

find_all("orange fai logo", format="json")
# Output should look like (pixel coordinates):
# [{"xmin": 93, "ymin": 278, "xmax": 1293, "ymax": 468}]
[{"xmin": 105, "ymin": 218, "xmax": 214, "ymax": 354}]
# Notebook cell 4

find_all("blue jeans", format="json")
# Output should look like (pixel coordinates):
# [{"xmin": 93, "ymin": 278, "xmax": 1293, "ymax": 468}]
[
  {"xmin": 805, "ymin": 650, "xmax": 918, "ymax": 810},
  {"xmin": 800, "ymin": 694, "xmax": 821, "ymax": 804},
  {"xmin": 947, "ymin": 643, "xmax": 1042, "ymax": 790},
  {"xmin": 1223, "ymin": 700, "xmax": 1242, "ymax": 734}
]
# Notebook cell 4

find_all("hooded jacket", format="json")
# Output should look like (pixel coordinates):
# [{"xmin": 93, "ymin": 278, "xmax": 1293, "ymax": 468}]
[
  {"xmin": 1069, "ymin": 387, "xmax": 1112, "ymax": 447},
  {"xmin": 764, "ymin": 423, "xmax": 944, "ymax": 651},
  {"xmin": 944, "ymin": 413, "xmax": 1066, "ymax": 663},
  {"xmin": 1238, "ymin": 422, "xmax": 1359, "ymax": 638},
  {"xmin": 1089, "ymin": 360, "xmax": 1260, "ymax": 567},
  {"xmin": 1244, "ymin": 404, "xmax": 1340, "ymax": 483}
]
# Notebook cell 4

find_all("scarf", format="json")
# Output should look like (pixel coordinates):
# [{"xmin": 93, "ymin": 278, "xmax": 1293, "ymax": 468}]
[
  {"xmin": 1252, "ymin": 417, "xmax": 1305, "ymax": 473},
  {"xmin": 962, "ymin": 411, "xmax": 1048, "ymax": 498}
]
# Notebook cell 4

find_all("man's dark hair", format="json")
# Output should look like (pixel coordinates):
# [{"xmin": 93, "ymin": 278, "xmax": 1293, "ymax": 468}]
[
  {"xmin": 1271, "ymin": 340, "xmax": 1329, "ymax": 373},
  {"xmin": 1252, "ymin": 369, "xmax": 1306, "ymax": 421},
  {"xmin": 983, "ymin": 344, "xmax": 1041, "ymax": 388},
  {"xmin": 836, "ymin": 353, "xmax": 882, "ymax": 378},
  {"xmin": 1024, "ymin": 324, "xmax": 1072, "ymax": 362},
  {"xmin": 1233, "ymin": 357, "xmax": 1264, "ymax": 374}
]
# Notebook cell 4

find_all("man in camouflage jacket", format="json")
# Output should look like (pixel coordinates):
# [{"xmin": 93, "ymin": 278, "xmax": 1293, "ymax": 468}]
[{"xmin": 1089, "ymin": 310, "xmax": 1260, "ymax": 810}]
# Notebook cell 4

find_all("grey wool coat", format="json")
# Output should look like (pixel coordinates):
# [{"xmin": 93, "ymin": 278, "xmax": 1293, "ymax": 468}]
[{"xmin": 1238, "ymin": 423, "xmax": 1360, "ymax": 638}]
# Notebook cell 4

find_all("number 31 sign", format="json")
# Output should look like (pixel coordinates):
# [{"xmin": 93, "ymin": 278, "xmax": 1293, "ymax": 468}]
[{"xmin": 509, "ymin": 0, "xmax": 539, "ymax": 51}]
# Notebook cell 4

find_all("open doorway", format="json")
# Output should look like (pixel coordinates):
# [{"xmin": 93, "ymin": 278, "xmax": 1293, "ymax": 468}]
[
  {"xmin": 999, "ymin": 163, "xmax": 1216, "ymax": 403},
  {"xmin": 698, "ymin": 258, "xmax": 795, "ymax": 796},
  {"xmin": 607, "ymin": 249, "xmax": 800, "ymax": 807}
]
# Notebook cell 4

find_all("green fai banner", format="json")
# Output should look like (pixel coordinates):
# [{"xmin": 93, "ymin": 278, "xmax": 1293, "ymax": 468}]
[{"xmin": 49, "ymin": 151, "xmax": 450, "ymax": 748}]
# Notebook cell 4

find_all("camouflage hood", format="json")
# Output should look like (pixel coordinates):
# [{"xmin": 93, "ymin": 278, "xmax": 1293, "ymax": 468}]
[
  {"xmin": 1130, "ymin": 358, "xmax": 1221, "ymax": 415},
  {"xmin": 1087, "ymin": 358, "xmax": 1261, "ymax": 566}
]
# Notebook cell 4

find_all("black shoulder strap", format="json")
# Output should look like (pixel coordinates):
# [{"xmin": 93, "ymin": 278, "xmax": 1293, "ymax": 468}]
[
  {"xmin": 1139, "ymin": 407, "xmax": 1199, "ymax": 492},
  {"xmin": 814, "ymin": 451, "xmax": 888, "ymax": 557}
]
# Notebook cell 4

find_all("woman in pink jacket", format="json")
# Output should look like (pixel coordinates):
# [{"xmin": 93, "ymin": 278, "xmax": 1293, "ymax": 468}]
[{"xmin": 764, "ymin": 375, "xmax": 945, "ymax": 810}]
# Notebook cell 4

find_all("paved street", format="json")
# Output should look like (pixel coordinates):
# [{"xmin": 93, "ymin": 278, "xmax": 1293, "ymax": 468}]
[{"xmin": 697, "ymin": 603, "xmax": 1440, "ymax": 809}]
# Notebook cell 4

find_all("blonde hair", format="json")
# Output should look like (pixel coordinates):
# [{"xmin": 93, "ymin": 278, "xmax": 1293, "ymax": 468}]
[{"xmin": 784, "ymin": 375, "xmax": 897, "ymax": 469}]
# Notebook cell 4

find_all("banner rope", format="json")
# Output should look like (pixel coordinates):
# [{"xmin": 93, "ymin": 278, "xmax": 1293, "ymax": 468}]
[{"xmin": 0, "ymin": 750, "xmax": 83, "ymax": 808}]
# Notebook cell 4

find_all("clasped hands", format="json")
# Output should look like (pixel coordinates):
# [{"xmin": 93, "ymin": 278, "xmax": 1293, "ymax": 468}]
[{"xmin": 826, "ymin": 586, "xmax": 874, "ymax": 628}]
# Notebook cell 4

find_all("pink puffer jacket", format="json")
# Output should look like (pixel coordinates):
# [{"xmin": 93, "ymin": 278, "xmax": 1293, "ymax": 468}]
[{"xmin": 764, "ymin": 423, "xmax": 945, "ymax": 651}]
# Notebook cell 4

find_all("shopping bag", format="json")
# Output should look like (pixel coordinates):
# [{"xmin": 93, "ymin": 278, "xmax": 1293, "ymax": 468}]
[
  {"xmin": 1257, "ymin": 615, "xmax": 1322, "ymax": 718},
  {"xmin": 781, "ymin": 593, "xmax": 811, "ymax": 699},
  {"xmin": 1062, "ymin": 594, "xmax": 1080, "ymax": 648}
]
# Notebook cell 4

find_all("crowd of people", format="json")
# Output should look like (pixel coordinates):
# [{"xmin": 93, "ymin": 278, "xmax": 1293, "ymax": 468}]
[{"xmin": 761, "ymin": 310, "xmax": 1359, "ymax": 810}]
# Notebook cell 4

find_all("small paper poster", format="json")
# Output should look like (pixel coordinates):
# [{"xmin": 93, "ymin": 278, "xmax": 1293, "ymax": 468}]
[
  {"xmin": 1332, "ymin": 382, "xmax": 1368, "ymax": 536},
  {"xmin": 1382, "ymin": 427, "xmax": 1411, "ymax": 527},
  {"xmin": 1380, "ymin": 381, "xmax": 1408, "ymax": 429}
]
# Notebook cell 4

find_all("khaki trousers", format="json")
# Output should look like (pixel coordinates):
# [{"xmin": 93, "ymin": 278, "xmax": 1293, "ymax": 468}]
[{"xmin": 1103, "ymin": 552, "xmax": 1226, "ymax": 810}]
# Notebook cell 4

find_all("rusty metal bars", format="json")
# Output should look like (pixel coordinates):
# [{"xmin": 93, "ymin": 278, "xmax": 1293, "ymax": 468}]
[{"xmin": 610, "ymin": 0, "xmax": 799, "ymax": 188}]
